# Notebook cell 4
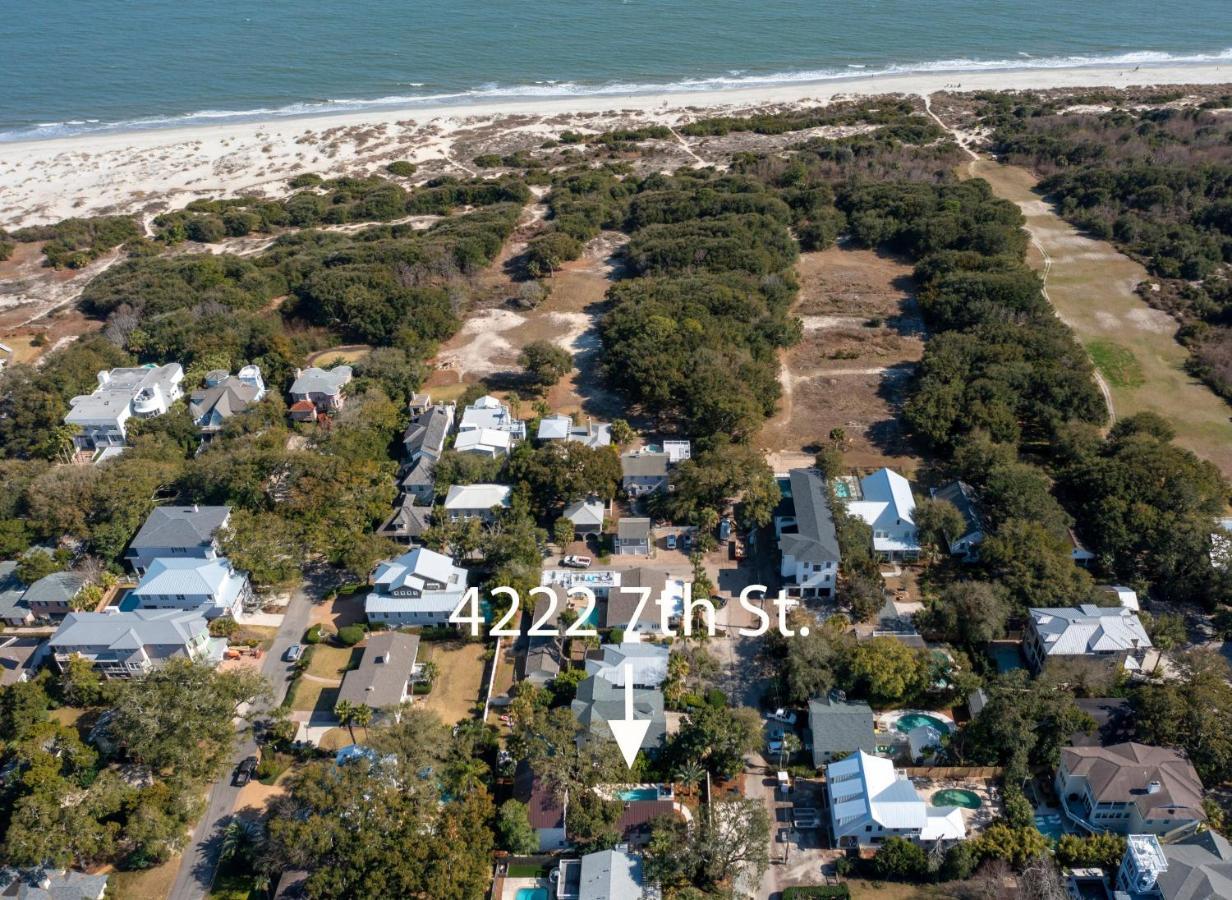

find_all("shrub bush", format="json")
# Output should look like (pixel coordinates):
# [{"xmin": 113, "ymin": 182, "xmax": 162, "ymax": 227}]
[
  {"xmin": 336, "ymin": 624, "xmax": 365, "ymax": 646},
  {"xmin": 386, "ymin": 160, "xmax": 417, "ymax": 177}
]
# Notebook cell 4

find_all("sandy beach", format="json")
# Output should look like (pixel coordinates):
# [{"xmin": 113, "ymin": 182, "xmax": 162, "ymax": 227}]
[{"xmin": 2, "ymin": 62, "xmax": 1231, "ymax": 229}]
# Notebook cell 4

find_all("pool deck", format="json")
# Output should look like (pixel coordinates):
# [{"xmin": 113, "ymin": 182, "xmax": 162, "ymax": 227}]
[
  {"xmin": 912, "ymin": 775, "xmax": 1001, "ymax": 834},
  {"xmin": 499, "ymin": 877, "xmax": 549, "ymax": 900}
]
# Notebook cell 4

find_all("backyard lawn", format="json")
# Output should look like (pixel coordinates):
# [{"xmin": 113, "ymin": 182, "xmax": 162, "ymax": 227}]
[
  {"xmin": 419, "ymin": 641, "xmax": 487, "ymax": 724},
  {"xmin": 305, "ymin": 644, "xmax": 362, "ymax": 679},
  {"xmin": 110, "ymin": 857, "xmax": 181, "ymax": 900},
  {"xmin": 289, "ymin": 678, "xmax": 339, "ymax": 717}
]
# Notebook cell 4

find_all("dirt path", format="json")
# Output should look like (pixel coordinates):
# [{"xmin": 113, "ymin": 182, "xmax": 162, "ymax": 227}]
[{"xmin": 924, "ymin": 94, "xmax": 1232, "ymax": 476}]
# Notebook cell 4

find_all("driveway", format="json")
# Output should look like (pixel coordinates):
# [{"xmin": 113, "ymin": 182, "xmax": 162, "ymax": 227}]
[
  {"xmin": 744, "ymin": 754, "xmax": 839, "ymax": 899},
  {"xmin": 167, "ymin": 570, "xmax": 337, "ymax": 900}
]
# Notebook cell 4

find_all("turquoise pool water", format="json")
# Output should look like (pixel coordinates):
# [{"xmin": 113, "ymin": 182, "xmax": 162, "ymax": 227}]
[
  {"xmin": 1035, "ymin": 812, "xmax": 1066, "ymax": 841},
  {"xmin": 894, "ymin": 713, "xmax": 950, "ymax": 734},
  {"xmin": 932, "ymin": 788, "xmax": 982, "ymax": 809},
  {"xmin": 618, "ymin": 787, "xmax": 660, "ymax": 801},
  {"xmin": 578, "ymin": 605, "xmax": 599, "ymax": 627},
  {"xmin": 833, "ymin": 481, "xmax": 852, "ymax": 499},
  {"xmin": 117, "ymin": 593, "xmax": 138, "ymax": 611},
  {"xmin": 515, "ymin": 889, "xmax": 548, "ymax": 900}
]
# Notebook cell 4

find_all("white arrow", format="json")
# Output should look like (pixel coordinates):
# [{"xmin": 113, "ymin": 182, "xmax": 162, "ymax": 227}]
[{"xmin": 607, "ymin": 662, "xmax": 651, "ymax": 769}]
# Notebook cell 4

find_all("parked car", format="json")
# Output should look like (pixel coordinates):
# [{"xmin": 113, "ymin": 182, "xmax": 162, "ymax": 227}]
[
  {"xmin": 767, "ymin": 738, "xmax": 784, "ymax": 755},
  {"xmin": 665, "ymin": 533, "xmax": 677, "ymax": 550},
  {"xmin": 792, "ymin": 807, "xmax": 820, "ymax": 829},
  {"xmin": 562, "ymin": 555, "xmax": 592, "ymax": 568},
  {"xmin": 233, "ymin": 755, "xmax": 258, "ymax": 786},
  {"xmin": 769, "ymin": 708, "xmax": 798, "ymax": 726},
  {"xmin": 284, "ymin": 644, "xmax": 303, "ymax": 662},
  {"xmin": 680, "ymin": 532, "xmax": 693, "ymax": 551}
]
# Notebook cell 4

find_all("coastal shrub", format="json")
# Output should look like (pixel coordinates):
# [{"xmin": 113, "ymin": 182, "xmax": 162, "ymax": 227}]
[
  {"xmin": 336, "ymin": 624, "xmax": 365, "ymax": 647},
  {"xmin": 525, "ymin": 231, "xmax": 583, "ymax": 277},
  {"xmin": 625, "ymin": 213, "xmax": 797, "ymax": 276},
  {"xmin": 680, "ymin": 97, "xmax": 926, "ymax": 136},
  {"xmin": 288, "ymin": 172, "xmax": 324, "ymax": 188},
  {"xmin": 0, "ymin": 241, "xmax": 12, "ymax": 261},
  {"xmin": 80, "ymin": 253, "xmax": 285, "ymax": 318},
  {"xmin": 11, "ymin": 215, "xmax": 142, "ymax": 268},
  {"xmin": 385, "ymin": 160, "xmax": 417, "ymax": 177}
]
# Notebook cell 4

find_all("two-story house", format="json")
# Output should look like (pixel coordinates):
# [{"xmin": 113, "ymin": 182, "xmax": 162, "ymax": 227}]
[
  {"xmin": 776, "ymin": 468, "xmax": 841, "ymax": 599},
  {"xmin": 288, "ymin": 365, "xmax": 352, "ymax": 420},
  {"xmin": 620, "ymin": 451, "xmax": 669, "ymax": 497},
  {"xmin": 457, "ymin": 394, "xmax": 526, "ymax": 440},
  {"xmin": 1024, "ymin": 605, "xmax": 1153, "ymax": 675},
  {"xmin": 615, "ymin": 518, "xmax": 652, "ymax": 556},
  {"xmin": 537, "ymin": 414, "xmax": 612, "ymax": 449},
  {"xmin": 847, "ymin": 468, "xmax": 920, "ymax": 561},
  {"xmin": 1056, "ymin": 743, "xmax": 1206, "ymax": 840},
  {"xmin": 49, "ymin": 608, "xmax": 215, "ymax": 678},
  {"xmin": 128, "ymin": 557, "xmax": 252, "ymax": 619},
  {"xmin": 1117, "ymin": 830, "xmax": 1232, "ymax": 899},
  {"xmin": 827, "ymin": 750, "xmax": 966, "ymax": 849},
  {"xmin": 443, "ymin": 483, "xmax": 512, "ymax": 523},
  {"xmin": 189, "ymin": 366, "xmax": 266, "ymax": 437},
  {"xmin": 23, "ymin": 571, "xmax": 89, "ymax": 621},
  {"xmin": 64, "ymin": 364, "xmax": 184, "ymax": 450},
  {"xmin": 402, "ymin": 403, "xmax": 454, "ymax": 464},
  {"xmin": 334, "ymin": 632, "xmax": 421, "ymax": 721},
  {"xmin": 931, "ymin": 480, "xmax": 986, "ymax": 562},
  {"xmin": 124, "ymin": 505, "xmax": 231, "ymax": 576},
  {"xmin": 364, "ymin": 547, "xmax": 468, "ymax": 626}
]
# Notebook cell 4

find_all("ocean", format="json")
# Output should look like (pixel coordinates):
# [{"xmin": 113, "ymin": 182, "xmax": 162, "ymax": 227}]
[{"xmin": 2, "ymin": 0, "xmax": 1230, "ymax": 141}]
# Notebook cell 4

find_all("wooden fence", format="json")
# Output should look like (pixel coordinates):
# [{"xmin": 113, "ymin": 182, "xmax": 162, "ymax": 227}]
[{"xmin": 901, "ymin": 766, "xmax": 1004, "ymax": 779}]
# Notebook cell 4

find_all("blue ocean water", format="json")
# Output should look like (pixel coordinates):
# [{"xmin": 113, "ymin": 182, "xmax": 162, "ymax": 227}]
[{"xmin": 1, "ymin": 0, "xmax": 1230, "ymax": 141}]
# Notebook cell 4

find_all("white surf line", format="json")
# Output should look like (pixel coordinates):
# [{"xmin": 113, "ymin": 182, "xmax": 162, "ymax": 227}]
[{"xmin": 921, "ymin": 92, "xmax": 1117, "ymax": 426}]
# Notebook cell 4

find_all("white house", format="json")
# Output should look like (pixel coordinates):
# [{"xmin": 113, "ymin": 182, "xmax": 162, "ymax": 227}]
[
  {"xmin": 64, "ymin": 364, "xmax": 184, "ymax": 450},
  {"xmin": 458, "ymin": 394, "xmax": 525, "ymax": 440},
  {"xmin": 443, "ymin": 483, "xmax": 512, "ymax": 522},
  {"xmin": 563, "ymin": 497, "xmax": 606, "ymax": 536},
  {"xmin": 128, "ymin": 557, "xmax": 251, "ymax": 619},
  {"xmin": 453, "ymin": 427, "xmax": 513, "ymax": 458},
  {"xmin": 584, "ymin": 641, "xmax": 670, "ymax": 688},
  {"xmin": 847, "ymin": 468, "xmax": 920, "ymax": 561},
  {"xmin": 663, "ymin": 440, "xmax": 691, "ymax": 464},
  {"xmin": 776, "ymin": 469, "xmax": 841, "ymax": 599},
  {"xmin": 827, "ymin": 750, "xmax": 966, "ymax": 849},
  {"xmin": 364, "ymin": 547, "xmax": 468, "ymax": 626},
  {"xmin": 537, "ymin": 414, "xmax": 612, "ymax": 449},
  {"xmin": 1024, "ymin": 605, "xmax": 1153, "ymax": 675},
  {"xmin": 49, "ymin": 608, "xmax": 216, "ymax": 678}
]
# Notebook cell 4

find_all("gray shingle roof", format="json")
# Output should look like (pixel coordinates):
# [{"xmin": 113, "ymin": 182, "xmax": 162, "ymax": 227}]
[
  {"xmin": 0, "ymin": 562, "xmax": 28, "ymax": 621},
  {"xmin": 572, "ymin": 675, "xmax": 666, "ymax": 750},
  {"xmin": 621, "ymin": 452, "xmax": 668, "ymax": 478},
  {"xmin": 127, "ymin": 506, "xmax": 230, "ymax": 551},
  {"xmin": 1159, "ymin": 831, "xmax": 1232, "ymax": 900},
  {"xmin": 335, "ymin": 632, "xmax": 420, "ymax": 711},
  {"xmin": 189, "ymin": 377, "xmax": 262, "ymax": 425},
  {"xmin": 782, "ymin": 469, "xmax": 841, "ymax": 563},
  {"xmin": 22, "ymin": 571, "xmax": 88, "ymax": 607},
  {"xmin": 402, "ymin": 405, "xmax": 452, "ymax": 459},
  {"xmin": 932, "ymin": 480, "xmax": 984, "ymax": 535},
  {"xmin": 617, "ymin": 518, "xmax": 651, "ymax": 541},
  {"xmin": 290, "ymin": 365, "xmax": 352, "ymax": 397},
  {"xmin": 50, "ymin": 609, "xmax": 207, "ymax": 653},
  {"xmin": 1060, "ymin": 742, "xmax": 1205, "ymax": 822},
  {"xmin": 808, "ymin": 694, "xmax": 877, "ymax": 766}
]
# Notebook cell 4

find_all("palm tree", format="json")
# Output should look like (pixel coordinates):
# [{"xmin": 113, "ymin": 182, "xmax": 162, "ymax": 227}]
[
  {"xmin": 779, "ymin": 733, "xmax": 802, "ymax": 769},
  {"xmin": 350, "ymin": 702, "xmax": 373, "ymax": 739},
  {"xmin": 675, "ymin": 760, "xmax": 706, "ymax": 798},
  {"xmin": 335, "ymin": 699, "xmax": 357, "ymax": 742},
  {"xmin": 219, "ymin": 817, "xmax": 265, "ymax": 866}
]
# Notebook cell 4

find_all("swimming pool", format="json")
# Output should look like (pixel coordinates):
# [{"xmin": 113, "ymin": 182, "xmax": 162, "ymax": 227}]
[
  {"xmin": 514, "ymin": 889, "xmax": 548, "ymax": 900},
  {"xmin": 618, "ymin": 786, "xmax": 660, "ymax": 801},
  {"xmin": 1035, "ymin": 812, "xmax": 1066, "ymax": 841},
  {"xmin": 117, "ymin": 592, "xmax": 139, "ymax": 611},
  {"xmin": 932, "ymin": 788, "xmax": 982, "ymax": 809},
  {"xmin": 833, "ymin": 481, "xmax": 852, "ymax": 499},
  {"xmin": 893, "ymin": 713, "xmax": 950, "ymax": 734}
]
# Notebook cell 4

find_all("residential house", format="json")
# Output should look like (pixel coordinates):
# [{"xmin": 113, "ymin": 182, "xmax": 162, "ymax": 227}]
[
  {"xmin": 400, "ymin": 457, "xmax": 437, "ymax": 504},
  {"xmin": 457, "ymin": 394, "xmax": 525, "ymax": 440},
  {"xmin": 615, "ymin": 518, "xmax": 652, "ymax": 556},
  {"xmin": 621, "ymin": 451, "xmax": 669, "ymax": 497},
  {"xmin": 453, "ymin": 427, "xmax": 513, "ymax": 457},
  {"xmin": 562, "ymin": 497, "xmax": 606, "ymax": 537},
  {"xmin": 0, "ymin": 561, "xmax": 33, "ymax": 627},
  {"xmin": 1118, "ymin": 830, "xmax": 1232, "ymax": 899},
  {"xmin": 585, "ymin": 641, "xmax": 669, "ymax": 688},
  {"xmin": 617, "ymin": 800, "xmax": 679, "ymax": 849},
  {"xmin": 524, "ymin": 589, "xmax": 565, "ymax": 686},
  {"xmin": 189, "ymin": 366, "xmax": 266, "ymax": 436},
  {"xmin": 23, "ymin": 571, "xmax": 89, "ymax": 621},
  {"xmin": 1055, "ymin": 743, "xmax": 1205, "ymax": 840},
  {"xmin": 364, "ymin": 547, "xmax": 468, "ymax": 626},
  {"xmin": 537, "ymin": 414, "xmax": 612, "ymax": 449},
  {"xmin": 407, "ymin": 392, "xmax": 432, "ymax": 418},
  {"xmin": 0, "ymin": 868, "xmax": 109, "ymax": 899},
  {"xmin": 64, "ymin": 364, "xmax": 184, "ymax": 450},
  {"xmin": 1071, "ymin": 697, "xmax": 1135, "ymax": 748},
  {"xmin": 556, "ymin": 849, "xmax": 660, "ymax": 900},
  {"xmin": 514, "ymin": 766, "xmax": 568, "ymax": 851},
  {"xmin": 1024, "ymin": 605, "xmax": 1153, "ymax": 675},
  {"xmin": 847, "ymin": 468, "xmax": 920, "ymax": 561},
  {"xmin": 603, "ymin": 566, "xmax": 686, "ymax": 635},
  {"xmin": 1100, "ymin": 584, "xmax": 1141, "ymax": 611},
  {"xmin": 776, "ymin": 468, "xmax": 841, "ymax": 599},
  {"xmin": 129, "ymin": 557, "xmax": 251, "ymax": 619},
  {"xmin": 663, "ymin": 440, "xmax": 691, "ymax": 464},
  {"xmin": 401, "ymin": 403, "xmax": 454, "ymax": 463},
  {"xmin": 124, "ymin": 505, "xmax": 230, "ymax": 575},
  {"xmin": 0, "ymin": 636, "xmax": 46, "ymax": 687},
  {"xmin": 443, "ymin": 483, "xmax": 512, "ymax": 522},
  {"xmin": 931, "ymin": 480, "xmax": 985, "ymax": 561},
  {"xmin": 826, "ymin": 750, "xmax": 966, "ymax": 849},
  {"xmin": 335, "ymin": 632, "xmax": 421, "ymax": 721},
  {"xmin": 571, "ymin": 675, "xmax": 666, "ymax": 753},
  {"xmin": 49, "ymin": 608, "xmax": 215, "ymax": 678},
  {"xmin": 808, "ymin": 692, "xmax": 876, "ymax": 767},
  {"xmin": 377, "ymin": 496, "xmax": 431, "ymax": 544},
  {"xmin": 289, "ymin": 365, "xmax": 352, "ymax": 418},
  {"xmin": 1069, "ymin": 529, "xmax": 1096, "ymax": 567}
]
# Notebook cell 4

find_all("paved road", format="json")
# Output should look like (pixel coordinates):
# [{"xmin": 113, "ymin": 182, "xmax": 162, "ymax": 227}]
[{"xmin": 167, "ymin": 583, "xmax": 317, "ymax": 900}]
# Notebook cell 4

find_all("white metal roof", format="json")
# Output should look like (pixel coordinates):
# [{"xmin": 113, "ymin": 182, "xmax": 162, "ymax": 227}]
[{"xmin": 443, "ymin": 483, "xmax": 512, "ymax": 510}]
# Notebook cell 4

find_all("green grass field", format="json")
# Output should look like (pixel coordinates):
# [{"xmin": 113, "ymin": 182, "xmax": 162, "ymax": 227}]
[{"xmin": 1087, "ymin": 340, "xmax": 1145, "ymax": 388}]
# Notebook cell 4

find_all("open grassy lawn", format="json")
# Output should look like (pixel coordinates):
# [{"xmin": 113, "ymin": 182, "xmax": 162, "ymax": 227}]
[
  {"xmin": 110, "ymin": 856, "xmax": 181, "ymax": 900},
  {"xmin": 288, "ymin": 679, "xmax": 339, "ymax": 716},
  {"xmin": 419, "ymin": 641, "xmax": 487, "ymax": 724},
  {"xmin": 304, "ymin": 344, "xmax": 371, "ymax": 367},
  {"xmin": 319, "ymin": 727, "xmax": 354, "ymax": 751},
  {"xmin": 305, "ymin": 644, "xmax": 362, "ymax": 680},
  {"xmin": 233, "ymin": 625, "xmax": 279, "ymax": 651},
  {"xmin": 969, "ymin": 158, "xmax": 1232, "ymax": 478},
  {"xmin": 847, "ymin": 881, "xmax": 954, "ymax": 899}
]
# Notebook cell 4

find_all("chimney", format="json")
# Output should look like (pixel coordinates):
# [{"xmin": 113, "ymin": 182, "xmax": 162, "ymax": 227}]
[{"xmin": 1147, "ymin": 780, "xmax": 1161, "ymax": 794}]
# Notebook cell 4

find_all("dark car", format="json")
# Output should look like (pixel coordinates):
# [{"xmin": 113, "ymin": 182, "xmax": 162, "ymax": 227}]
[{"xmin": 233, "ymin": 755, "xmax": 258, "ymax": 786}]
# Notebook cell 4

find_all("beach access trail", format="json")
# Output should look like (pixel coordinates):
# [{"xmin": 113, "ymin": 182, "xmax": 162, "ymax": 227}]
[{"xmin": 924, "ymin": 96, "xmax": 1232, "ymax": 479}]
